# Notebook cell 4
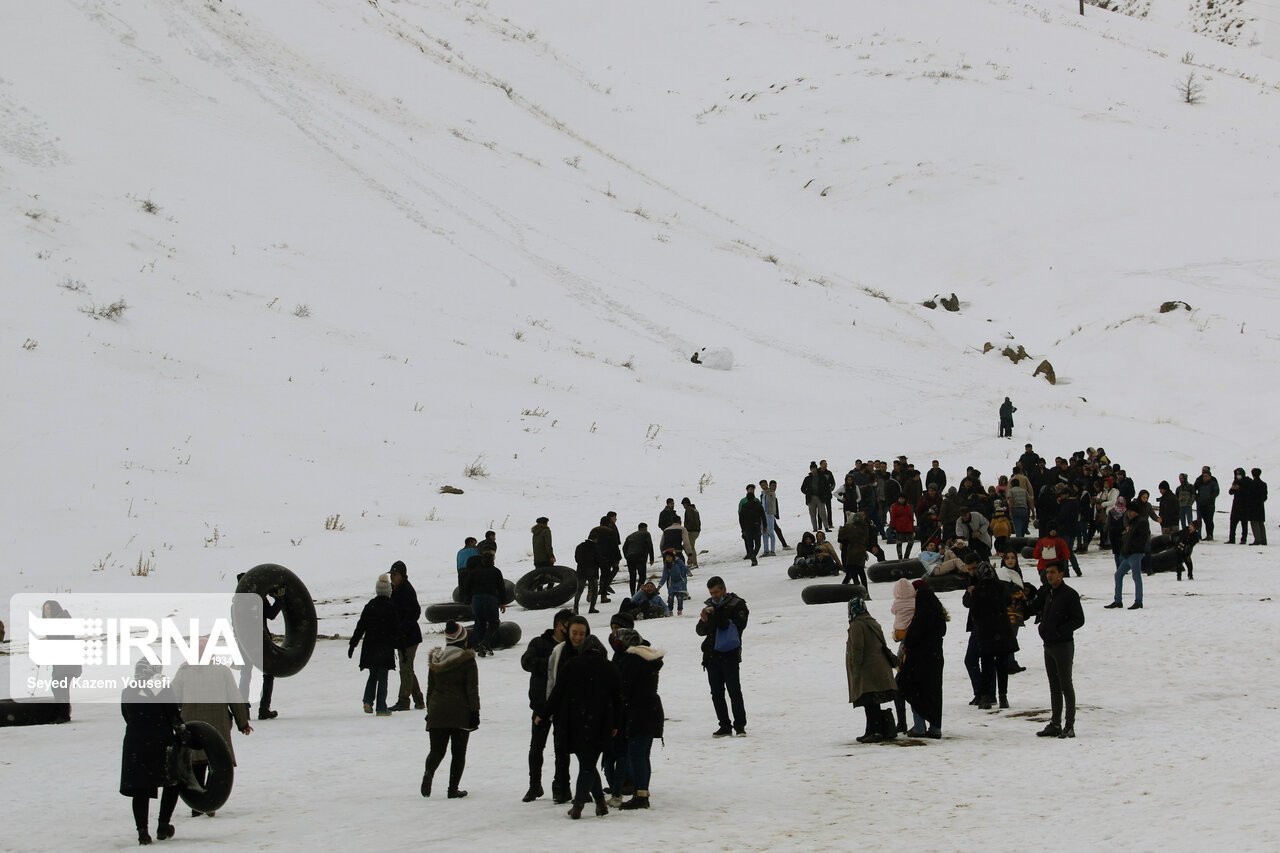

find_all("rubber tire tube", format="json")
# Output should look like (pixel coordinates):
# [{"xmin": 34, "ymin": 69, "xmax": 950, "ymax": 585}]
[{"xmin": 233, "ymin": 564, "xmax": 317, "ymax": 679}]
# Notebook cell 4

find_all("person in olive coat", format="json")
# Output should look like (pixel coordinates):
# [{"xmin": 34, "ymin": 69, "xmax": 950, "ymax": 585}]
[
  {"xmin": 348, "ymin": 574, "xmax": 400, "ymax": 716},
  {"xmin": 845, "ymin": 586, "xmax": 899, "ymax": 743},
  {"xmin": 420, "ymin": 624, "xmax": 480, "ymax": 798},
  {"xmin": 120, "ymin": 659, "xmax": 186, "ymax": 845}
]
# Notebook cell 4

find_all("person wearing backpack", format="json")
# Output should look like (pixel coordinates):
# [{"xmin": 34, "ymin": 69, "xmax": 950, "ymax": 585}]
[
  {"xmin": 1033, "ymin": 525, "xmax": 1078, "ymax": 581},
  {"xmin": 695, "ymin": 576, "xmax": 749, "ymax": 737}
]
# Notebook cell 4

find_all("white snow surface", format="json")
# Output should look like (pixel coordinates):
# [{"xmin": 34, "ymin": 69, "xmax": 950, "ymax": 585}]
[{"xmin": 2, "ymin": 0, "xmax": 1280, "ymax": 849}]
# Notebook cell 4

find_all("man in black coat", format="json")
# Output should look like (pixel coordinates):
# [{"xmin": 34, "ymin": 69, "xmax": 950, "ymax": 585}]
[
  {"xmin": 1029, "ymin": 562, "xmax": 1085, "ymax": 738},
  {"xmin": 738, "ymin": 485, "xmax": 767, "ymax": 566},
  {"xmin": 1194, "ymin": 466, "xmax": 1220, "ymax": 541},
  {"xmin": 574, "ymin": 532, "xmax": 603, "ymax": 614},
  {"xmin": 520, "ymin": 609, "xmax": 573, "ymax": 803},
  {"xmin": 658, "ymin": 498, "xmax": 679, "ymax": 531},
  {"xmin": 1249, "ymin": 468, "xmax": 1268, "ymax": 546},
  {"xmin": 695, "ymin": 576, "xmax": 750, "ymax": 737},
  {"xmin": 925, "ymin": 460, "xmax": 947, "ymax": 492},
  {"xmin": 623, "ymin": 523, "xmax": 656, "ymax": 596},
  {"xmin": 388, "ymin": 561, "xmax": 424, "ymax": 712},
  {"xmin": 462, "ymin": 553, "xmax": 506, "ymax": 656}
]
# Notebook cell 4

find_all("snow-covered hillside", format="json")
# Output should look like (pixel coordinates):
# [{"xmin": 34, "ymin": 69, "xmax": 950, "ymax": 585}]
[{"xmin": 2, "ymin": 0, "xmax": 1279, "ymax": 848}]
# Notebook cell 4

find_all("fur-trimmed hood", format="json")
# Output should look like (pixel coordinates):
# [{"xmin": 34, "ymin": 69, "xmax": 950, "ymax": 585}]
[
  {"xmin": 429, "ymin": 644, "xmax": 476, "ymax": 671},
  {"xmin": 625, "ymin": 644, "xmax": 665, "ymax": 662}
]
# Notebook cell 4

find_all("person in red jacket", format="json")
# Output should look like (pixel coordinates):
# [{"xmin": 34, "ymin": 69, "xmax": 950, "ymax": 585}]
[
  {"xmin": 1033, "ymin": 525, "xmax": 1078, "ymax": 582},
  {"xmin": 889, "ymin": 495, "xmax": 917, "ymax": 559}
]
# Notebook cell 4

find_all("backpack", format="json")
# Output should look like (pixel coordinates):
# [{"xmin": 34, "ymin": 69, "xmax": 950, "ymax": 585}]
[{"xmin": 990, "ymin": 515, "xmax": 1013, "ymax": 538}]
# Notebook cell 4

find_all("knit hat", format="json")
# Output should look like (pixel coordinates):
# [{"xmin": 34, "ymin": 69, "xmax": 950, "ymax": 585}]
[
  {"xmin": 613, "ymin": 627, "xmax": 641, "ymax": 650},
  {"xmin": 610, "ymin": 611, "xmax": 635, "ymax": 630},
  {"xmin": 443, "ymin": 621, "xmax": 468, "ymax": 645},
  {"xmin": 390, "ymin": 560, "xmax": 407, "ymax": 577},
  {"xmin": 375, "ymin": 573, "xmax": 392, "ymax": 597},
  {"xmin": 536, "ymin": 516, "xmax": 549, "ymax": 524}
]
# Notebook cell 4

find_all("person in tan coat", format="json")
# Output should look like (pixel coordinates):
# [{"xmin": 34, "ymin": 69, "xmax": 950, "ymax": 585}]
[
  {"xmin": 170, "ymin": 655, "xmax": 252, "ymax": 816},
  {"xmin": 845, "ymin": 585, "xmax": 899, "ymax": 743}
]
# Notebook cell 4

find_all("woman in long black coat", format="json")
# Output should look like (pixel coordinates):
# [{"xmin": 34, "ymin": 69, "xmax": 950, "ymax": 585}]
[
  {"xmin": 612, "ymin": 627, "xmax": 664, "ymax": 809},
  {"xmin": 542, "ymin": 631, "xmax": 622, "ymax": 819},
  {"xmin": 120, "ymin": 660, "xmax": 185, "ymax": 845},
  {"xmin": 348, "ymin": 574, "xmax": 400, "ymax": 716},
  {"xmin": 898, "ymin": 581, "xmax": 947, "ymax": 738}
]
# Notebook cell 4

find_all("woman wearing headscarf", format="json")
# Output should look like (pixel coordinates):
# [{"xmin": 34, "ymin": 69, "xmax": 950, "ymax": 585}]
[
  {"xmin": 900, "ymin": 580, "xmax": 948, "ymax": 738},
  {"xmin": 845, "ymin": 586, "xmax": 899, "ymax": 744},
  {"xmin": 120, "ymin": 659, "xmax": 186, "ymax": 845}
]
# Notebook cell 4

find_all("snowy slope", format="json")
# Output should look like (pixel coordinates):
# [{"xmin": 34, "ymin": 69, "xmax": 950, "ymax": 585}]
[{"xmin": 2, "ymin": 0, "xmax": 1280, "ymax": 848}]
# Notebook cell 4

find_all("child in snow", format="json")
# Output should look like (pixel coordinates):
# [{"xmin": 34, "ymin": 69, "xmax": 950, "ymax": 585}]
[{"xmin": 657, "ymin": 548, "xmax": 689, "ymax": 615}]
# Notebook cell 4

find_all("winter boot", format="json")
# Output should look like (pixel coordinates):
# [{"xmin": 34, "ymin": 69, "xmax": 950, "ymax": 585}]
[
  {"xmin": 567, "ymin": 802, "xmax": 584, "ymax": 820},
  {"xmin": 855, "ymin": 712, "xmax": 879, "ymax": 743},
  {"xmin": 522, "ymin": 783, "xmax": 544, "ymax": 802},
  {"xmin": 447, "ymin": 788, "xmax": 468, "ymax": 798},
  {"xmin": 156, "ymin": 824, "xmax": 175, "ymax": 841},
  {"xmin": 137, "ymin": 830, "xmax": 152, "ymax": 846},
  {"xmin": 998, "ymin": 695, "xmax": 1009, "ymax": 709},
  {"xmin": 420, "ymin": 773, "xmax": 433, "ymax": 798},
  {"xmin": 552, "ymin": 785, "xmax": 572, "ymax": 805},
  {"xmin": 620, "ymin": 791, "xmax": 650, "ymax": 809},
  {"xmin": 594, "ymin": 794, "xmax": 609, "ymax": 817}
]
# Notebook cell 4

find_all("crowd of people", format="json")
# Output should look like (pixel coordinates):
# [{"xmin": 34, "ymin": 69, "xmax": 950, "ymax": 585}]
[{"xmin": 108, "ymin": 445, "xmax": 1267, "ymax": 840}]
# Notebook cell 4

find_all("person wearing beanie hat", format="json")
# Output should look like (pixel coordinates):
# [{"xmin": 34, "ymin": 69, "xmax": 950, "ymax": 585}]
[
  {"xmin": 421, "ymin": 622, "xmax": 480, "ymax": 799},
  {"xmin": 845, "ymin": 584, "xmax": 899, "ymax": 743},
  {"xmin": 532, "ymin": 518, "xmax": 555, "ymax": 569},
  {"xmin": 387, "ymin": 561, "xmax": 425, "ymax": 712},
  {"xmin": 349, "ymin": 574, "xmax": 401, "ymax": 716},
  {"xmin": 657, "ymin": 548, "xmax": 689, "ymax": 616}
]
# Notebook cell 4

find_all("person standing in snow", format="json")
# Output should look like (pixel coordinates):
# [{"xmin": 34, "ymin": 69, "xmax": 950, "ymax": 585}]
[
  {"xmin": 623, "ymin": 522, "xmax": 656, "ymax": 596},
  {"xmin": 1106, "ymin": 501, "xmax": 1148, "ymax": 610},
  {"xmin": 1248, "ymin": 468, "xmax": 1268, "ymax": 545},
  {"xmin": 998, "ymin": 397, "xmax": 1017, "ymax": 439},
  {"xmin": 681, "ymin": 497, "xmax": 702, "ymax": 566},
  {"xmin": 696, "ymin": 576, "xmax": 749, "ymax": 737},
  {"xmin": 597, "ymin": 513, "xmax": 623, "ymax": 603},
  {"xmin": 1175, "ymin": 473, "xmax": 1196, "ymax": 530},
  {"xmin": 1228, "ymin": 467, "xmax": 1252, "ymax": 544},
  {"xmin": 802, "ymin": 462, "xmax": 832, "ymax": 533},
  {"xmin": 899, "ymin": 579, "xmax": 947, "ymax": 739},
  {"xmin": 420, "ymin": 624, "xmax": 480, "ymax": 798},
  {"xmin": 657, "ymin": 548, "xmax": 690, "ymax": 616},
  {"xmin": 120, "ymin": 659, "xmax": 187, "ymax": 845},
  {"xmin": 612, "ymin": 625, "xmax": 665, "ymax": 810},
  {"xmin": 658, "ymin": 498, "xmax": 679, "ymax": 532},
  {"xmin": 536, "ymin": 617, "xmax": 623, "ymax": 819},
  {"xmin": 1028, "ymin": 562, "xmax": 1084, "ymax": 738},
  {"xmin": 463, "ymin": 553, "xmax": 506, "ymax": 656},
  {"xmin": 738, "ymin": 484, "xmax": 766, "ymax": 566},
  {"xmin": 520, "ymin": 609, "xmax": 574, "ymax": 803},
  {"xmin": 574, "ymin": 530, "xmax": 603, "ymax": 615},
  {"xmin": 388, "ymin": 561, "xmax": 424, "ymax": 712},
  {"xmin": 1194, "ymin": 467, "xmax": 1220, "ymax": 541},
  {"xmin": 235, "ymin": 573, "xmax": 282, "ymax": 721},
  {"xmin": 348, "ymin": 573, "xmax": 400, "ymax": 716},
  {"xmin": 845, "ymin": 585, "xmax": 900, "ymax": 743},
  {"xmin": 532, "ymin": 518, "xmax": 555, "ymax": 569}
]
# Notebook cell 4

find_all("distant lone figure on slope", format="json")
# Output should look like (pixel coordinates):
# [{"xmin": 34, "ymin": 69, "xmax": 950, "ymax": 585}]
[{"xmin": 998, "ymin": 397, "xmax": 1017, "ymax": 439}]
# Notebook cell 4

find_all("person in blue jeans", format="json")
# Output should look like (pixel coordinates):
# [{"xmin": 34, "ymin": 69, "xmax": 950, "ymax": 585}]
[
  {"xmin": 462, "ymin": 553, "xmax": 506, "ymax": 656},
  {"xmin": 1106, "ymin": 503, "xmax": 1149, "ymax": 610},
  {"xmin": 695, "ymin": 576, "xmax": 749, "ymax": 736}
]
